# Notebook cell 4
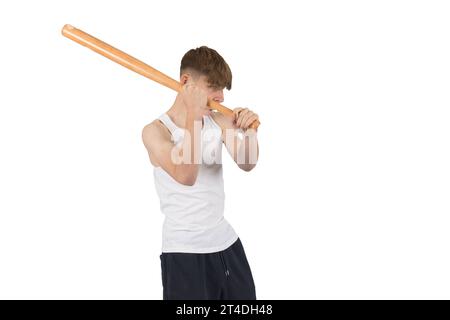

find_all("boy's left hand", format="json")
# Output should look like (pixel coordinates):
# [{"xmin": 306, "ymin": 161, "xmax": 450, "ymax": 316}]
[{"xmin": 233, "ymin": 107, "xmax": 259, "ymax": 131}]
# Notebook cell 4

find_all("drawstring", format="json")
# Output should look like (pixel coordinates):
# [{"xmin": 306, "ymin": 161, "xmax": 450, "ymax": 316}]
[{"xmin": 219, "ymin": 251, "xmax": 230, "ymax": 277}]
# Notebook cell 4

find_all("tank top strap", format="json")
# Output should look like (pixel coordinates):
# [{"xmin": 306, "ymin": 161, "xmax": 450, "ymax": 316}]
[
  {"xmin": 204, "ymin": 113, "xmax": 223, "ymax": 132},
  {"xmin": 158, "ymin": 113, "xmax": 179, "ymax": 135},
  {"xmin": 203, "ymin": 114, "xmax": 213, "ymax": 128}
]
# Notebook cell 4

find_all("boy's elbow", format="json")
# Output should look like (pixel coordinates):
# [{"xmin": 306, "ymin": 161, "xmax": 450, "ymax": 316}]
[
  {"xmin": 180, "ymin": 178, "xmax": 196, "ymax": 186},
  {"xmin": 176, "ymin": 174, "xmax": 197, "ymax": 186},
  {"xmin": 239, "ymin": 163, "xmax": 256, "ymax": 172}
]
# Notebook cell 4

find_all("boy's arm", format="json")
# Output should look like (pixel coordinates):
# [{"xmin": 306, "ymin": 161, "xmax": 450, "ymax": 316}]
[
  {"xmin": 142, "ymin": 83, "xmax": 211, "ymax": 185},
  {"xmin": 142, "ymin": 114, "xmax": 202, "ymax": 186},
  {"xmin": 212, "ymin": 108, "xmax": 259, "ymax": 171}
]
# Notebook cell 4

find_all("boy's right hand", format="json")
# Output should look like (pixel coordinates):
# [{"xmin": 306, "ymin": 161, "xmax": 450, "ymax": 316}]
[{"xmin": 180, "ymin": 83, "xmax": 210, "ymax": 120}]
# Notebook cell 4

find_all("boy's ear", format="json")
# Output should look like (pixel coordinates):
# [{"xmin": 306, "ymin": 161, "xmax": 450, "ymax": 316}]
[{"xmin": 180, "ymin": 73, "xmax": 189, "ymax": 85}]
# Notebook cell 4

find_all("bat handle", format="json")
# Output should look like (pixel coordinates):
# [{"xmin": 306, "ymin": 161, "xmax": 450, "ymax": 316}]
[{"xmin": 249, "ymin": 119, "xmax": 260, "ymax": 130}]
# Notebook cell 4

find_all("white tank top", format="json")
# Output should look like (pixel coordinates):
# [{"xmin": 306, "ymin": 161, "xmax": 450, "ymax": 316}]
[{"xmin": 153, "ymin": 112, "xmax": 239, "ymax": 253}]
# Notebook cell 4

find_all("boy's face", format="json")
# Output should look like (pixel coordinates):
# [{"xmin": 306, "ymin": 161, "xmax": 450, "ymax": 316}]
[{"xmin": 183, "ymin": 74, "xmax": 225, "ymax": 104}]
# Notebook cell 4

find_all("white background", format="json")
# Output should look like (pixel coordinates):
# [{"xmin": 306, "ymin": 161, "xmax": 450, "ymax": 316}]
[{"xmin": 0, "ymin": 0, "xmax": 449, "ymax": 299}]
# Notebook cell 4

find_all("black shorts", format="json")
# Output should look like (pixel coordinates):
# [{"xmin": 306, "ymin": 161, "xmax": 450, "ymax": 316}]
[{"xmin": 159, "ymin": 238, "xmax": 256, "ymax": 300}]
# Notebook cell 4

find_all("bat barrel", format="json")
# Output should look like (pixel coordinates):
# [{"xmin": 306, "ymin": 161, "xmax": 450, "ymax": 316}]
[
  {"xmin": 61, "ymin": 24, "xmax": 260, "ymax": 129},
  {"xmin": 61, "ymin": 24, "xmax": 181, "ymax": 91}
]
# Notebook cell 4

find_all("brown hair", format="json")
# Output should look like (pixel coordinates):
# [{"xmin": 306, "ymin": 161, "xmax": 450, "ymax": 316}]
[{"xmin": 180, "ymin": 46, "xmax": 232, "ymax": 90}]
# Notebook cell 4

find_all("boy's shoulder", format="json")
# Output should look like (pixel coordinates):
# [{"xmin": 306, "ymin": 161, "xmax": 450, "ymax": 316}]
[
  {"xmin": 141, "ymin": 118, "xmax": 173, "ymax": 168},
  {"xmin": 143, "ymin": 117, "xmax": 171, "ymax": 137},
  {"xmin": 142, "ymin": 118, "xmax": 172, "ymax": 148}
]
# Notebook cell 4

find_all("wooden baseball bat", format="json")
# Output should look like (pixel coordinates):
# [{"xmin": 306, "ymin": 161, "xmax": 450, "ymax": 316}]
[{"xmin": 61, "ymin": 24, "xmax": 260, "ymax": 130}]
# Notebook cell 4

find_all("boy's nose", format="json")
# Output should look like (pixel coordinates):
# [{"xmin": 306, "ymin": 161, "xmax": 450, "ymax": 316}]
[{"xmin": 212, "ymin": 90, "xmax": 224, "ymax": 103}]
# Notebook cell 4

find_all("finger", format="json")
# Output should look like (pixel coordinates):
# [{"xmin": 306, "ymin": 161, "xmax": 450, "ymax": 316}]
[
  {"xmin": 241, "ymin": 113, "xmax": 255, "ymax": 128},
  {"xmin": 233, "ymin": 110, "xmax": 241, "ymax": 122},
  {"xmin": 240, "ymin": 111, "xmax": 255, "ymax": 128},
  {"xmin": 238, "ymin": 110, "xmax": 251, "ymax": 127},
  {"xmin": 243, "ymin": 114, "xmax": 258, "ymax": 129},
  {"xmin": 234, "ymin": 108, "xmax": 245, "ymax": 125},
  {"xmin": 233, "ymin": 107, "xmax": 245, "ymax": 121},
  {"xmin": 236, "ymin": 109, "xmax": 250, "ymax": 127}
]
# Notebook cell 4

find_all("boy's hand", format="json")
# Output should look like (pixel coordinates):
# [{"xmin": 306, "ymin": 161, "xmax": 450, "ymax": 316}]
[
  {"xmin": 181, "ymin": 83, "xmax": 210, "ymax": 120},
  {"xmin": 233, "ymin": 107, "xmax": 259, "ymax": 131}
]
